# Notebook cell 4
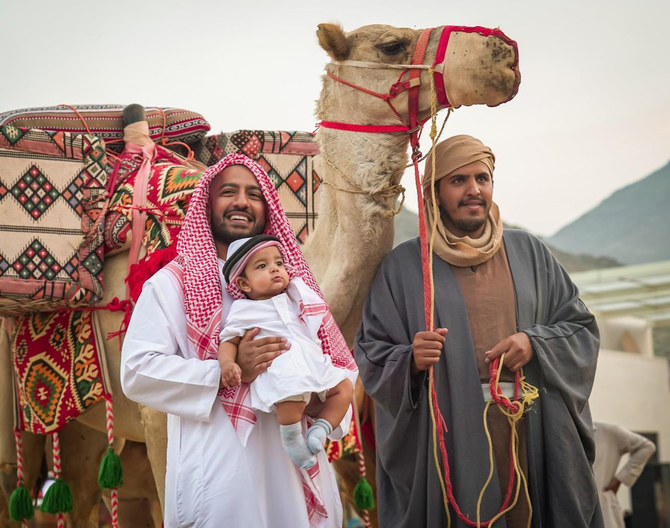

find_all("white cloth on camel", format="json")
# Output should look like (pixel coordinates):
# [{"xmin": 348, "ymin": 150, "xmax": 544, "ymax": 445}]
[
  {"xmin": 121, "ymin": 261, "xmax": 349, "ymax": 528},
  {"xmin": 219, "ymin": 277, "xmax": 353, "ymax": 413}
]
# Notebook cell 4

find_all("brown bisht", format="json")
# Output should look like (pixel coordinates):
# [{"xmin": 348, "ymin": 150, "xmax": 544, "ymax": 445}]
[{"xmin": 354, "ymin": 230, "xmax": 604, "ymax": 528}]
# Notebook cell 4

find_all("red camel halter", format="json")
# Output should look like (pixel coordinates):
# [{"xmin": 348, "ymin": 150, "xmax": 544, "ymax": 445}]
[{"xmin": 321, "ymin": 26, "xmax": 536, "ymax": 527}]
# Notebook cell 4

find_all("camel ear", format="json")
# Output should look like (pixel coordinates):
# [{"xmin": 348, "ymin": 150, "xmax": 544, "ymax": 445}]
[{"xmin": 317, "ymin": 23, "xmax": 349, "ymax": 61}]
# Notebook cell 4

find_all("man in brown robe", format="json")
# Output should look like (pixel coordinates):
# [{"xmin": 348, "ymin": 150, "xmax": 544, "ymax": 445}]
[{"xmin": 354, "ymin": 135, "xmax": 604, "ymax": 527}]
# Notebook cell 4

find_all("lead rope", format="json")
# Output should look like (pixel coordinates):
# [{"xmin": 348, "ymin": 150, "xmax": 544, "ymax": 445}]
[{"xmin": 417, "ymin": 72, "xmax": 537, "ymax": 527}]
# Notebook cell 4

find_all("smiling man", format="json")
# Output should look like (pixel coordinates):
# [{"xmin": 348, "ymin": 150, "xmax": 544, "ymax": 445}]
[
  {"xmin": 354, "ymin": 135, "xmax": 604, "ymax": 527},
  {"xmin": 121, "ymin": 154, "xmax": 352, "ymax": 527}
]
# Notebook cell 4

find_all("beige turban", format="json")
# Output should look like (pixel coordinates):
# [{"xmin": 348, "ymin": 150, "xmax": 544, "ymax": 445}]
[
  {"xmin": 421, "ymin": 134, "xmax": 495, "ymax": 189},
  {"xmin": 422, "ymin": 135, "xmax": 503, "ymax": 267}
]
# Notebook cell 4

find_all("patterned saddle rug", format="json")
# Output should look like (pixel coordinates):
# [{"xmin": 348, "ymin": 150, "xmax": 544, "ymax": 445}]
[
  {"xmin": 12, "ymin": 309, "xmax": 110, "ymax": 435},
  {"xmin": 0, "ymin": 126, "xmax": 108, "ymax": 315}
]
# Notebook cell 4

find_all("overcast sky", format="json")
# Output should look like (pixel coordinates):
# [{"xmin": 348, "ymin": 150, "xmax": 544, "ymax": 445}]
[{"xmin": 1, "ymin": 0, "xmax": 668, "ymax": 236}]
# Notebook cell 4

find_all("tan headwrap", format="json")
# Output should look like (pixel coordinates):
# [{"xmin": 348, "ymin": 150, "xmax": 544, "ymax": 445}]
[{"xmin": 421, "ymin": 135, "xmax": 503, "ymax": 267}]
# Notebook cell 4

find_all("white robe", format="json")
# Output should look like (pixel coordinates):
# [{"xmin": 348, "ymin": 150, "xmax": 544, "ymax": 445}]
[
  {"xmin": 219, "ymin": 279, "xmax": 352, "ymax": 413},
  {"xmin": 593, "ymin": 422, "xmax": 656, "ymax": 528},
  {"xmin": 121, "ymin": 261, "xmax": 350, "ymax": 528}
]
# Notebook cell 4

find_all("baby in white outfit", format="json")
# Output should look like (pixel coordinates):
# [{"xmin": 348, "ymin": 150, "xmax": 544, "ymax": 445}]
[{"xmin": 218, "ymin": 235, "xmax": 354, "ymax": 469}]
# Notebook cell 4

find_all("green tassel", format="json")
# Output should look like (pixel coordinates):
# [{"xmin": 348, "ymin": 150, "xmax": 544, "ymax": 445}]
[
  {"xmin": 353, "ymin": 476, "xmax": 375, "ymax": 510},
  {"xmin": 98, "ymin": 447, "xmax": 123, "ymax": 489},
  {"xmin": 39, "ymin": 478, "xmax": 73, "ymax": 514},
  {"xmin": 9, "ymin": 484, "xmax": 34, "ymax": 521}
]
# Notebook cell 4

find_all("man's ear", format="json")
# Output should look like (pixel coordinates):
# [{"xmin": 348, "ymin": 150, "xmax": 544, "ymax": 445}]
[
  {"xmin": 317, "ymin": 23, "xmax": 349, "ymax": 61},
  {"xmin": 236, "ymin": 276, "xmax": 251, "ymax": 293}
]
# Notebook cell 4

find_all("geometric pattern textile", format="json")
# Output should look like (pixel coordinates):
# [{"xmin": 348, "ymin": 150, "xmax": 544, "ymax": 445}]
[
  {"xmin": 0, "ymin": 127, "xmax": 107, "ymax": 315},
  {"xmin": 103, "ymin": 145, "xmax": 202, "ymax": 255},
  {"xmin": 0, "ymin": 104, "xmax": 210, "ymax": 150},
  {"xmin": 195, "ymin": 131, "xmax": 322, "ymax": 244},
  {"xmin": 104, "ymin": 130, "xmax": 323, "ymax": 254},
  {"xmin": 12, "ymin": 309, "xmax": 110, "ymax": 435}
]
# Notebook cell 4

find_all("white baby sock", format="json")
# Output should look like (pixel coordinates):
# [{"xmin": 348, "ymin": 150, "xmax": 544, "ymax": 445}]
[
  {"xmin": 306, "ymin": 418, "xmax": 333, "ymax": 454},
  {"xmin": 280, "ymin": 422, "xmax": 316, "ymax": 469}
]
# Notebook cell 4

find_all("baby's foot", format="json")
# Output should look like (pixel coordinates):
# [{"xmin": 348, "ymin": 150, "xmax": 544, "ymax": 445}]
[
  {"xmin": 280, "ymin": 422, "xmax": 316, "ymax": 469},
  {"xmin": 306, "ymin": 418, "xmax": 333, "ymax": 454}
]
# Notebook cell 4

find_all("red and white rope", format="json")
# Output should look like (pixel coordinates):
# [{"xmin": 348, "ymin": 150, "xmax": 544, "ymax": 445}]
[
  {"xmin": 110, "ymin": 489, "xmax": 119, "ymax": 528},
  {"xmin": 105, "ymin": 395, "xmax": 120, "ymax": 528},
  {"xmin": 52, "ymin": 432, "xmax": 62, "ymax": 478},
  {"xmin": 105, "ymin": 395, "xmax": 114, "ymax": 447},
  {"xmin": 14, "ymin": 430, "xmax": 24, "ymax": 484}
]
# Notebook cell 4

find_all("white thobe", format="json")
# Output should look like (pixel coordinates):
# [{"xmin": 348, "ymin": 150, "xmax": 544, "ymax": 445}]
[
  {"xmin": 219, "ymin": 279, "xmax": 353, "ymax": 413},
  {"xmin": 121, "ymin": 262, "xmax": 349, "ymax": 528},
  {"xmin": 593, "ymin": 422, "xmax": 656, "ymax": 528}
]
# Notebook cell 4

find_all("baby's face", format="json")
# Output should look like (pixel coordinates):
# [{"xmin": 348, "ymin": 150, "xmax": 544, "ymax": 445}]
[{"xmin": 238, "ymin": 246, "xmax": 290, "ymax": 300}]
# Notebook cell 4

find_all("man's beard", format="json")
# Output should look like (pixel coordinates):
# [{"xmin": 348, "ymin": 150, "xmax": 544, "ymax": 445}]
[
  {"xmin": 451, "ymin": 216, "xmax": 487, "ymax": 234},
  {"xmin": 211, "ymin": 217, "xmax": 265, "ymax": 245},
  {"xmin": 440, "ymin": 202, "xmax": 490, "ymax": 235}
]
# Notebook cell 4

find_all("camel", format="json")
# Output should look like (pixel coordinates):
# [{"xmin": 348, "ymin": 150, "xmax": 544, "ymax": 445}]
[{"xmin": 0, "ymin": 22, "xmax": 519, "ymax": 527}]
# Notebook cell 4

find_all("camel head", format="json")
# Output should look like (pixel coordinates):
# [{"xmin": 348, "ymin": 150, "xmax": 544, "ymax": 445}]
[{"xmin": 316, "ymin": 23, "xmax": 520, "ymax": 127}]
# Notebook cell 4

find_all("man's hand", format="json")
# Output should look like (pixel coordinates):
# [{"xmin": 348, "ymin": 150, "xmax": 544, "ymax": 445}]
[
  {"xmin": 237, "ymin": 328, "xmax": 290, "ymax": 383},
  {"xmin": 485, "ymin": 332, "xmax": 533, "ymax": 372},
  {"xmin": 411, "ymin": 328, "xmax": 448, "ymax": 375},
  {"xmin": 604, "ymin": 477, "xmax": 621, "ymax": 494}
]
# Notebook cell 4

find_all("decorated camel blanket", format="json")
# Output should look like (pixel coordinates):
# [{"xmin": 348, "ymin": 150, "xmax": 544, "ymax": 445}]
[
  {"xmin": 0, "ymin": 126, "xmax": 107, "ymax": 315},
  {"xmin": 12, "ymin": 309, "xmax": 110, "ymax": 435}
]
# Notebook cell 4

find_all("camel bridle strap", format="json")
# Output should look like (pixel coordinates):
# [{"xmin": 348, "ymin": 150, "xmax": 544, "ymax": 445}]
[{"xmin": 319, "ymin": 27, "xmax": 451, "ymax": 135}]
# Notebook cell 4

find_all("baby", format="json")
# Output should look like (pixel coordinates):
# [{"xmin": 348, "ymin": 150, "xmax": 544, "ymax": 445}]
[{"xmin": 218, "ymin": 235, "xmax": 354, "ymax": 469}]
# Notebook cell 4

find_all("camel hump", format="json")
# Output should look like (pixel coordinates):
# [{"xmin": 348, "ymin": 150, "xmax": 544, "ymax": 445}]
[{"xmin": 123, "ymin": 104, "xmax": 146, "ymax": 126}]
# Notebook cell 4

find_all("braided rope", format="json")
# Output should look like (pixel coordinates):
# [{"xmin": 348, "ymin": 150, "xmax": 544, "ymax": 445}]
[
  {"xmin": 14, "ymin": 430, "xmax": 30, "ymax": 528},
  {"xmin": 104, "ymin": 395, "xmax": 120, "ymax": 528},
  {"xmin": 52, "ymin": 432, "xmax": 62, "ymax": 478},
  {"xmin": 105, "ymin": 396, "xmax": 114, "ymax": 447},
  {"xmin": 14, "ymin": 430, "xmax": 24, "ymax": 484},
  {"xmin": 111, "ymin": 489, "xmax": 119, "ymax": 528},
  {"xmin": 320, "ymin": 154, "xmax": 406, "ymax": 216}
]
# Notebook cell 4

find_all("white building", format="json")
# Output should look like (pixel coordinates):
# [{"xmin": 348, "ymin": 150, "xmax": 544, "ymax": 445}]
[{"xmin": 571, "ymin": 260, "xmax": 670, "ymax": 519}]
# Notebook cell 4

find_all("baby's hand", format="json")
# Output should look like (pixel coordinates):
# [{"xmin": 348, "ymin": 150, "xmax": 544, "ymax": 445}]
[{"xmin": 220, "ymin": 361, "xmax": 242, "ymax": 389}]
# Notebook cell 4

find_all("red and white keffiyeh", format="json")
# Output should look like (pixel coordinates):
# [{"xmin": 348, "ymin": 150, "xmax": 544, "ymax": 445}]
[{"xmin": 166, "ymin": 153, "xmax": 355, "ymax": 525}]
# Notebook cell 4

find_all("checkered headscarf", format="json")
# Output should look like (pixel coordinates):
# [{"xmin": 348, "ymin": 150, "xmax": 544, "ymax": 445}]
[{"xmin": 172, "ymin": 152, "xmax": 355, "ymax": 426}]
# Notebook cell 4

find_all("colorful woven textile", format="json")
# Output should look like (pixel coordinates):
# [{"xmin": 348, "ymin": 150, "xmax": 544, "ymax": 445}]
[
  {"xmin": 103, "ymin": 145, "xmax": 200, "ymax": 255},
  {"xmin": 0, "ymin": 105, "xmax": 210, "ymax": 148},
  {"xmin": 105, "ymin": 130, "xmax": 323, "ymax": 255},
  {"xmin": 195, "ymin": 131, "xmax": 322, "ymax": 243},
  {"xmin": 0, "ymin": 127, "xmax": 107, "ymax": 315},
  {"xmin": 326, "ymin": 415, "xmax": 360, "ymax": 462},
  {"xmin": 12, "ymin": 309, "xmax": 110, "ymax": 434}
]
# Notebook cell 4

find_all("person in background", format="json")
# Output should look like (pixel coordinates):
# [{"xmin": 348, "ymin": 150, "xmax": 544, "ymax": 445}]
[{"xmin": 593, "ymin": 421, "xmax": 656, "ymax": 528}]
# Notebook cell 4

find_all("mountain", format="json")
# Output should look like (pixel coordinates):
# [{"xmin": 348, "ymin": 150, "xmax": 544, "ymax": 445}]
[
  {"xmin": 547, "ymin": 161, "xmax": 670, "ymax": 265},
  {"xmin": 393, "ymin": 209, "xmax": 621, "ymax": 273}
]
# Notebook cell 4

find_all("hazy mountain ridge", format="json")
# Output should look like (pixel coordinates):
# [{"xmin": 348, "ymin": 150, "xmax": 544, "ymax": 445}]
[
  {"xmin": 392, "ymin": 209, "xmax": 621, "ymax": 273},
  {"xmin": 547, "ymin": 161, "xmax": 670, "ymax": 265}
]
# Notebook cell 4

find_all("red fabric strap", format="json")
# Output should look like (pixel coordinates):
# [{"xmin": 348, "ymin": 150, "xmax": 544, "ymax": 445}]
[{"xmin": 319, "ymin": 121, "xmax": 410, "ymax": 133}]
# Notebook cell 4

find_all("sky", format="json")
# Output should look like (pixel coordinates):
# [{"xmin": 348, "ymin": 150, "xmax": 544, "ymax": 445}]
[{"xmin": 1, "ymin": 0, "xmax": 668, "ymax": 236}]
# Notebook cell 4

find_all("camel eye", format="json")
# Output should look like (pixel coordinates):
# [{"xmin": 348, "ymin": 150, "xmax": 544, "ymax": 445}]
[{"xmin": 377, "ymin": 41, "xmax": 405, "ymax": 55}]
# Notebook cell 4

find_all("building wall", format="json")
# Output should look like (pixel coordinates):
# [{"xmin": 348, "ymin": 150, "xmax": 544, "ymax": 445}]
[
  {"xmin": 590, "ymin": 348, "xmax": 670, "ymax": 461},
  {"xmin": 589, "ymin": 348, "xmax": 670, "ymax": 514}
]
